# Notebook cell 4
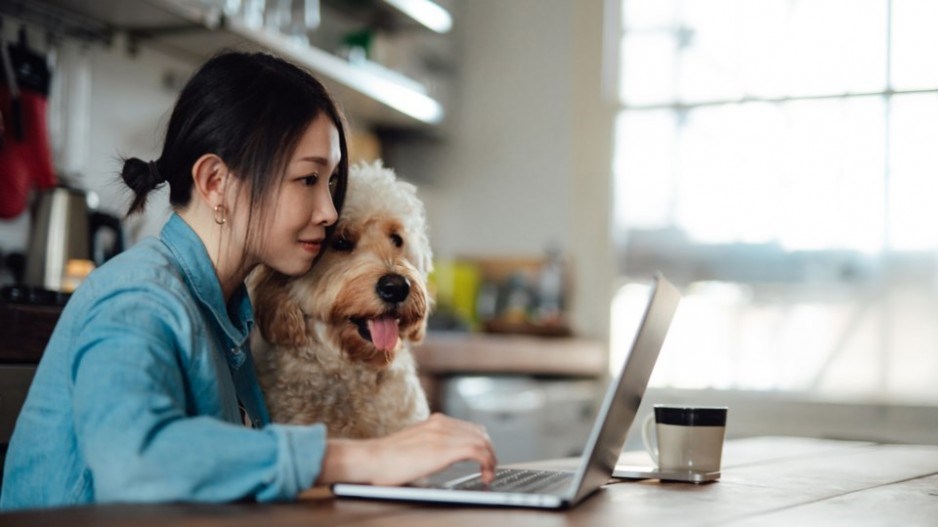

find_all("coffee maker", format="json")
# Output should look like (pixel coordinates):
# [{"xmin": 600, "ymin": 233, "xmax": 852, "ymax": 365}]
[{"xmin": 23, "ymin": 185, "xmax": 124, "ymax": 293}]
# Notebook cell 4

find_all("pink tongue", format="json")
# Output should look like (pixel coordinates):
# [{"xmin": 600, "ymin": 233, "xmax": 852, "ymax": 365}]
[{"xmin": 367, "ymin": 317, "xmax": 399, "ymax": 352}]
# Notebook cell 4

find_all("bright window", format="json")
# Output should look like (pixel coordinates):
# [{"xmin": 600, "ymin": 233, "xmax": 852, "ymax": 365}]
[{"xmin": 612, "ymin": 0, "xmax": 938, "ymax": 404}]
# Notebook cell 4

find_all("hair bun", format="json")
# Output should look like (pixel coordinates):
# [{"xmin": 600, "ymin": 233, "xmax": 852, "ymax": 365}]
[{"xmin": 121, "ymin": 157, "xmax": 164, "ymax": 216}]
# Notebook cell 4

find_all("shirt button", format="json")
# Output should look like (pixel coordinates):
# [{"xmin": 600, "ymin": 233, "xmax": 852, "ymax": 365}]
[{"xmin": 230, "ymin": 346, "xmax": 243, "ymax": 355}]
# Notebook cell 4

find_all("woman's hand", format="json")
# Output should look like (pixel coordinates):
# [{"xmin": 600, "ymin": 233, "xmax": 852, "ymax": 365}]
[{"xmin": 317, "ymin": 413, "xmax": 496, "ymax": 486}]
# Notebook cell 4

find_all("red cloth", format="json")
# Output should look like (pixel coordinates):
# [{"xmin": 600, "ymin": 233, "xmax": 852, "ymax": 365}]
[{"xmin": 0, "ymin": 87, "xmax": 56, "ymax": 218}]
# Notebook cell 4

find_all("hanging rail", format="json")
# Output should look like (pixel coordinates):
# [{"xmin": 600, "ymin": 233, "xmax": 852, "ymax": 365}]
[{"xmin": 0, "ymin": 0, "xmax": 113, "ymax": 46}]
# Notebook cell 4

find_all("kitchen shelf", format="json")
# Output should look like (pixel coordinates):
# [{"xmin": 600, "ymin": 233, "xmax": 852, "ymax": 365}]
[
  {"xmin": 220, "ymin": 14, "xmax": 444, "ymax": 127},
  {"xmin": 414, "ymin": 332, "xmax": 607, "ymax": 377},
  {"xmin": 25, "ymin": 0, "xmax": 448, "ymax": 129}
]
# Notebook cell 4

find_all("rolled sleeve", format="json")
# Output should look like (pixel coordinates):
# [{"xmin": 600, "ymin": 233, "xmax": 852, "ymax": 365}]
[{"xmin": 258, "ymin": 423, "xmax": 327, "ymax": 501}]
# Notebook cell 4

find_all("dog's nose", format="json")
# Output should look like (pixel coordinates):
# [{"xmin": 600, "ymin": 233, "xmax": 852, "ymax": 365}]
[{"xmin": 376, "ymin": 274, "xmax": 410, "ymax": 304}]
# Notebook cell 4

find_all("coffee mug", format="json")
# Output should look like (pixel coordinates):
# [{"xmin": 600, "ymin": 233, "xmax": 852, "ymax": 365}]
[{"xmin": 641, "ymin": 405, "xmax": 728, "ymax": 473}]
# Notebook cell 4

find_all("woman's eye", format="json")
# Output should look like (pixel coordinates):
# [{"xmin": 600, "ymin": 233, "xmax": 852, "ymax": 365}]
[
  {"xmin": 328, "ymin": 174, "xmax": 339, "ymax": 194},
  {"xmin": 390, "ymin": 233, "xmax": 404, "ymax": 248},
  {"xmin": 301, "ymin": 174, "xmax": 319, "ymax": 186},
  {"xmin": 331, "ymin": 236, "xmax": 354, "ymax": 252}
]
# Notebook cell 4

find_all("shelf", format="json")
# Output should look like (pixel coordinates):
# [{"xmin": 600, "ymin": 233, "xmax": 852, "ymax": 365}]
[
  {"xmin": 413, "ymin": 332, "xmax": 607, "ymax": 377},
  {"xmin": 26, "ymin": 0, "xmax": 447, "ymax": 129},
  {"xmin": 220, "ymin": 14, "xmax": 444, "ymax": 127},
  {"xmin": 322, "ymin": 0, "xmax": 452, "ymax": 34}
]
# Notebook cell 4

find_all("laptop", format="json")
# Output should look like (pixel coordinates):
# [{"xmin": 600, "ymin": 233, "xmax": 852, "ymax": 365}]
[{"xmin": 332, "ymin": 272, "xmax": 681, "ymax": 509}]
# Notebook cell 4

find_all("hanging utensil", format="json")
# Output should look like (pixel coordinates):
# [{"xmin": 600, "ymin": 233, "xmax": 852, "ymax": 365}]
[{"xmin": 0, "ymin": 23, "xmax": 56, "ymax": 219}]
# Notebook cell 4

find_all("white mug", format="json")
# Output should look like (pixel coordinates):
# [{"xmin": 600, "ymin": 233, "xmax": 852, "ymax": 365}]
[{"xmin": 641, "ymin": 405, "xmax": 728, "ymax": 473}]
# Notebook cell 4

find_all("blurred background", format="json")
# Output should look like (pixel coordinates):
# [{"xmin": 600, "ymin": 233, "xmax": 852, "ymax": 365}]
[{"xmin": 1, "ymin": 0, "xmax": 936, "ymax": 465}]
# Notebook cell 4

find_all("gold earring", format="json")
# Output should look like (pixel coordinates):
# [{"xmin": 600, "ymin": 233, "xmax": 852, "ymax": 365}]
[{"xmin": 213, "ymin": 204, "xmax": 227, "ymax": 225}]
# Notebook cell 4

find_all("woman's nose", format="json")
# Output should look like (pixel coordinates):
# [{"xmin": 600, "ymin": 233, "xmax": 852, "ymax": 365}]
[{"xmin": 313, "ymin": 191, "xmax": 338, "ymax": 226}]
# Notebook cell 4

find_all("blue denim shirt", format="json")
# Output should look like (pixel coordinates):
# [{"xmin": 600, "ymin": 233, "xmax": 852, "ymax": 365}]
[{"xmin": 1, "ymin": 213, "xmax": 326, "ymax": 510}]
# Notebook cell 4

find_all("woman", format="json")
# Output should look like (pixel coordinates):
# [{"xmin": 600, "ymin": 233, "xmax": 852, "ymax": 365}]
[{"xmin": 1, "ymin": 51, "xmax": 495, "ymax": 510}]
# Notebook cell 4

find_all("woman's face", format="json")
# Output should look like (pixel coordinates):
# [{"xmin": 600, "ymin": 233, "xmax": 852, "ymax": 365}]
[{"xmin": 250, "ymin": 113, "xmax": 341, "ymax": 276}]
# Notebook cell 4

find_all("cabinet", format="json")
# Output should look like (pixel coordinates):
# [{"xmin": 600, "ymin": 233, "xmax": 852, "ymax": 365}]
[
  {"xmin": 0, "ymin": 303, "xmax": 54, "ymax": 483},
  {"xmin": 414, "ymin": 333, "xmax": 606, "ymax": 464},
  {"xmin": 12, "ymin": 0, "xmax": 453, "ymax": 130},
  {"xmin": 413, "ymin": 332, "xmax": 606, "ymax": 412}
]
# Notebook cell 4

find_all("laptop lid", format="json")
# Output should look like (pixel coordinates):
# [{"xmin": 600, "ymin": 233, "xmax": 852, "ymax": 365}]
[
  {"xmin": 332, "ymin": 273, "xmax": 680, "ymax": 508},
  {"xmin": 566, "ymin": 272, "xmax": 680, "ymax": 504}
]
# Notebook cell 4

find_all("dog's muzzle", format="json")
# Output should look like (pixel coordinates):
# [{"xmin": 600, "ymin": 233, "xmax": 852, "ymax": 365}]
[{"xmin": 376, "ymin": 274, "xmax": 410, "ymax": 304}]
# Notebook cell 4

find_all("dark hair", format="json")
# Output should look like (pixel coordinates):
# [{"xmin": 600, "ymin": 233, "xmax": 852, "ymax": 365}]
[{"xmin": 120, "ymin": 50, "xmax": 349, "ymax": 245}]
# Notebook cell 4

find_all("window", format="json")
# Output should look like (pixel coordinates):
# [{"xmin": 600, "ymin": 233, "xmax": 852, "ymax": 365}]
[{"xmin": 612, "ymin": 0, "xmax": 938, "ymax": 404}]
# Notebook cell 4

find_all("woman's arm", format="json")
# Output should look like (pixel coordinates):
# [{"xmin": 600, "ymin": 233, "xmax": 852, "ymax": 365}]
[{"xmin": 70, "ymin": 283, "xmax": 325, "ymax": 503}]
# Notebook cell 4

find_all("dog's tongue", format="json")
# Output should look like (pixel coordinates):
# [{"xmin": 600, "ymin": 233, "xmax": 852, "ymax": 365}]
[{"xmin": 367, "ymin": 316, "xmax": 399, "ymax": 352}]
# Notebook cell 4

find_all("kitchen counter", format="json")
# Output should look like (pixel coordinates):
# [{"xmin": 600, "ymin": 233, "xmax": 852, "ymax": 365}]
[
  {"xmin": 415, "ymin": 332, "xmax": 605, "ymax": 377},
  {"xmin": 414, "ymin": 332, "xmax": 606, "ymax": 411}
]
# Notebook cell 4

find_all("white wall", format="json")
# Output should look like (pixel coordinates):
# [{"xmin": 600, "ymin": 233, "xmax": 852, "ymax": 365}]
[
  {"xmin": 83, "ymin": 36, "xmax": 196, "ymax": 242},
  {"xmin": 389, "ymin": 0, "xmax": 616, "ymax": 339},
  {"xmin": 390, "ymin": 0, "xmax": 576, "ymax": 259}
]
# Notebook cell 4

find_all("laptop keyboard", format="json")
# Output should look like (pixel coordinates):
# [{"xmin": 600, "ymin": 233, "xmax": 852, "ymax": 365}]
[{"xmin": 449, "ymin": 469, "xmax": 574, "ymax": 493}]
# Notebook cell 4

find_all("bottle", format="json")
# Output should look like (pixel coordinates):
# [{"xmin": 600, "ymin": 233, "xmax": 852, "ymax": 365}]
[
  {"xmin": 501, "ymin": 272, "xmax": 532, "ymax": 325},
  {"xmin": 536, "ymin": 247, "xmax": 565, "ymax": 325}
]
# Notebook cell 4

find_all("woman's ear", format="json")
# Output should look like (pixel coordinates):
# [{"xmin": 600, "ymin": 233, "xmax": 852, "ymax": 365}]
[
  {"xmin": 190, "ymin": 154, "xmax": 231, "ymax": 208},
  {"xmin": 248, "ymin": 267, "xmax": 308, "ymax": 348}
]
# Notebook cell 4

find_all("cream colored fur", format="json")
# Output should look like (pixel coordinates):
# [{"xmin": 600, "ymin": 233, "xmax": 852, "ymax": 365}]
[{"xmin": 249, "ymin": 161, "xmax": 432, "ymax": 439}]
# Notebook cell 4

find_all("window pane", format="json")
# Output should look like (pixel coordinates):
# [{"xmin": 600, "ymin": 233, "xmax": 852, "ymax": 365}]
[
  {"xmin": 891, "ymin": 0, "xmax": 938, "ymax": 90},
  {"xmin": 787, "ymin": 0, "xmax": 887, "ymax": 97},
  {"xmin": 620, "ymin": 34, "xmax": 677, "ymax": 106},
  {"xmin": 622, "ymin": 0, "xmax": 677, "ymax": 30},
  {"xmin": 888, "ymin": 93, "xmax": 938, "ymax": 250},
  {"xmin": 679, "ymin": 0, "xmax": 788, "ymax": 101},
  {"xmin": 674, "ymin": 0, "xmax": 886, "ymax": 102},
  {"xmin": 674, "ymin": 102, "xmax": 785, "ymax": 244},
  {"xmin": 776, "ymin": 97, "xmax": 885, "ymax": 251},
  {"xmin": 614, "ymin": 110, "xmax": 677, "ymax": 229},
  {"xmin": 669, "ymin": 98, "xmax": 885, "ymax": 250}
]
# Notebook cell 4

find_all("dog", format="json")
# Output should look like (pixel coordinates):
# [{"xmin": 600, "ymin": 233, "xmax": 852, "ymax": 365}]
[{"xmin": 249, "ymin": 161, "xmax": 432, "ymax": 439}]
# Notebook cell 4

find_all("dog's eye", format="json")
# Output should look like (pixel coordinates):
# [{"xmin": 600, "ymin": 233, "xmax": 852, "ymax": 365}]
[
  {"xmin": 390, "ymin": 233, "xmax": 404, "ymax": 248},
  {"xmin": 331, "ymin": 236, "xmax": 355, "ymax": 252}
]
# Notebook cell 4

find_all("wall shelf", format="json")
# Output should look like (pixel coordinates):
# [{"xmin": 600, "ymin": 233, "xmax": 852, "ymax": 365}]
[{"xmin": 22, "ymin": 0, "xmax": 449, "ymax": 129}]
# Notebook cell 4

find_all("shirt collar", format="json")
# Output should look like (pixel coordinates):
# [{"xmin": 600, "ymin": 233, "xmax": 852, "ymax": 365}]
[{"xmin": 160, "ymin": 213, "xmax": 254, "ymax": 351}]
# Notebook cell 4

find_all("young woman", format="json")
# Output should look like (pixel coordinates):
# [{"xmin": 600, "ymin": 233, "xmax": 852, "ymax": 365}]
[{"xmin": 0, "ymin": 51, "xmax": 495, "ymax": 510}]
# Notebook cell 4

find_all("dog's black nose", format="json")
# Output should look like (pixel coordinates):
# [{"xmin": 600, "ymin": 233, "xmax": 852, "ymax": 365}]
[{"xmin": 376, "ymin": 274, "xmax": 410, "ymax": 304}]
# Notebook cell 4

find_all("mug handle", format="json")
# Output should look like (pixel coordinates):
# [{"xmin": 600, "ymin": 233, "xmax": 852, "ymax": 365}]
[{"xmin": 641, "ymin": 412, "xmax": 659, "ymax": 467}]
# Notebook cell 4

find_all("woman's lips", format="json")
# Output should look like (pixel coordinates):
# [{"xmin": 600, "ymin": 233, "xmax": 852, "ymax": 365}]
[{"xmin": 299, "ymin": 239, "xmax": 323, "ymax": 253}]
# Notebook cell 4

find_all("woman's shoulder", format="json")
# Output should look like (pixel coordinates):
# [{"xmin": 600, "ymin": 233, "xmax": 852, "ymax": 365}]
[
  {"xmin": 95, "ymin": 236, "xmax": 183, "ymax": 281},
  {"xmin": 73, "ymin": 237, "xmax": 192, "ymax": 308}
]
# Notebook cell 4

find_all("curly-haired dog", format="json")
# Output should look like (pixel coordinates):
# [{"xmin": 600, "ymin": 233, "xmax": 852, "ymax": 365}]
[{"xmin": 249, "ymin": 161, "xmax": 432, "ymax": 439}]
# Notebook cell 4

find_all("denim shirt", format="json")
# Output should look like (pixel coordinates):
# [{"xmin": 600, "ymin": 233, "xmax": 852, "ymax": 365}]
[{"xmin": 1, "ymin": 213, "xmax": 326, "ymax": 510}]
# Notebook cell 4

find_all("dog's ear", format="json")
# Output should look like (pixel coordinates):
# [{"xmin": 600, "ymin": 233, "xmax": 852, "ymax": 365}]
[{"xmin": 249, "ymin": 267, "xmax": 308, "ymax": 348}]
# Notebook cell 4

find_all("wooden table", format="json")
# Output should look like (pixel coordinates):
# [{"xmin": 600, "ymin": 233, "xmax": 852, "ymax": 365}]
[{"xmin": 2, "ymin": 436, "xmax": 936, "ymax": 526}]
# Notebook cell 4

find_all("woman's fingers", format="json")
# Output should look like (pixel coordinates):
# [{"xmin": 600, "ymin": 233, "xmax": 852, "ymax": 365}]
[
  {"xmin": 315, "ymin": 414, "xmax": 497, "ymax": 487},
  {"xmin": 424, "ymin": 414, "xmax": 496, "ymax": 482},
  {"xmin": 369, "ymin": 414, "xmax": 497, "ymax": 486}
]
